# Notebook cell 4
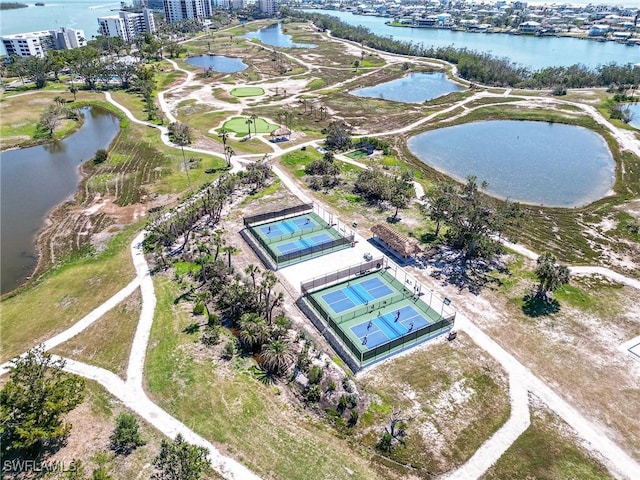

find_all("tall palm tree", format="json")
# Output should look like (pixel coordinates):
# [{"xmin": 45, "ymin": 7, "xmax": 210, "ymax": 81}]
[
  {"xmin": 218, "ymin": 128, "xmax": 229, "ymax": 147},
  {"xmin": 268, "ymin": 291, "xmax": 284, "ymax": 324},
  {"xmin": 169, "ymin": 121, "xmax": 193, "ymax": 191},
  {"xmin": 245, "ymin": 118, "xmax": 253, "ymax": 138},
  {"xmin": 259, "ymin": 270, "xmax": 278, "ymax": 321},
  {"xmin": 224, "ymin": 145, "xmax": 235, "ymax": 168},
  {"xmin": 250, "ymin": 114, "xmax": 258, "ymax": 136},
  {"xmin": 244, "ymin": 264, "xmax": 261, "ymax": 290},
  {"xmin": 261, "ymin": 339, "xmax": 294, "ymax": 375}
]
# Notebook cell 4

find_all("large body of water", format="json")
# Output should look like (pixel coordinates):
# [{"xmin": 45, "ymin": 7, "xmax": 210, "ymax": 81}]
[
  {"xmin": 352, "ymin": 72, "xmax": 464, "ymax": 103},
  {"xmin": 407, "ymin": 120, "xmax": 615, "ymax": 207},
  {"xmin": 304, "ymin": 9, "xmax": 639, "ymax": 69},
  {"xmin": 0, "ymin": 107, "xmax": 120, "ymax": 294},
  {"xmin": 0, "ymin": 1, "xmax": 120, "ymax": 55},
  {"xmin": 185, "ymin": 55, "xmax": 247, "ymax": 73}
]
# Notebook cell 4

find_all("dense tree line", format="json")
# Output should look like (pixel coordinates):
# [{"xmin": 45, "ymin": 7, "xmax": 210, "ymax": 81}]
[{"xmin": 285, "ymin": 9, "xmax": 640, "ymax": 89}]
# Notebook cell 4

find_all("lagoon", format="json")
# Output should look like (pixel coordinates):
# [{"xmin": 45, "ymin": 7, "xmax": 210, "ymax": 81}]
[
  {"xmin": 407, "ymin": 120, "xmax": 615, "ymax": 207},
  {"xmin": 304, "ymin": 9, "xmax": 639, "ymax": 70},
  {"xmin": 0, "ymin": 107, "xmax": 120, "ymax": 294},
  {"xmin": 626, "ymin": 103, "xmax": 640, "ymax": 130},
  {"xmin": 352, "ymin": 72, "xmax": 464, "ymax": 103},
  {"xmin": 246, "ymin": 23, "xmax": 316, "ymax": 49},
  {"xmin": 185, "ymin": 55, "xmax": 247, "ymax": 73}
]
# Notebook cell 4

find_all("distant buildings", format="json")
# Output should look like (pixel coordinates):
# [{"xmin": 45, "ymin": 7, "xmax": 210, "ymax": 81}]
[
  {"xmin": 213, "ymin": 0, "xmax": 245, "ymax": 10},
  {"xmin": 1, "ymin": 27, "xmax": 86, "ymax": 58},
  {"xmin": 97, "ymin": 9, "xmax": 156, "ymax": 42},
  {"xmin": 163, "ymin": 0, "xmax": 213, "ymax": 23},
  {"xmin": 258, "ymin": 0, "xmax": 278, "ymax": 17}
]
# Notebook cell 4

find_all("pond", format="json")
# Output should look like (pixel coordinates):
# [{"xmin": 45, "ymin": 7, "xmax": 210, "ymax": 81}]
[
  {"xmin": 352, "ymin": 72, "xmax": 464, "ymax": 103},
  {"xmin": 0, "ymin": 107, "xmax": 120, "ymax": 294},
  {"xmin": 246, "ymin": 23, "xmax": 316, "ymax": 49},
  {"xmin": 185, "ymin": 55, "xmax": 247, "ymax": 73},
  {"xmin": 625, "ymin": 103, "xmax": 640, "ymax": 130},
  {"xmin": 407, "ymin": 120, "xmax": 615, "ymax": 207}
]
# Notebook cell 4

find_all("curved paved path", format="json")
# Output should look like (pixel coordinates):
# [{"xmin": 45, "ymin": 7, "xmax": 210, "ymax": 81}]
[{"xmin": 3, "ymin": 29, "xmax": 640, "ymax": 480}]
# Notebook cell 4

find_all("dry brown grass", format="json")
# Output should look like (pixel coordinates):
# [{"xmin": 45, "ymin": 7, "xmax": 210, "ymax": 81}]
[{"xmin": 51, "ymin": 289, "xmax": 142, "ymax": 379}]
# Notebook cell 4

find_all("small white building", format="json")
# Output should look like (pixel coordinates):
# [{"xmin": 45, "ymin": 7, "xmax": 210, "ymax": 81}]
[
  {"xmin": 589, "ymin": 24, "xmax": 611, "ymax": 37},
  {"xmin": 518, "ymin": 20, "xmax": 541, "ymax": 33},
  {"xmin": 1, "ymin": 27, "xmax": 86, "ymax": 58}
]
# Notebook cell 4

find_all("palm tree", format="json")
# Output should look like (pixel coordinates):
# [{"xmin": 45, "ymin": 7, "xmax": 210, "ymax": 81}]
[
  {"xmin": 218, "ymin": 128, "xmax": 229, "ymax": 147},
  {"xmin": 268, "ymin": 291, "xmax": 284, "ymax": 324},
  {"xmin": 250, "ymin": 114, "xmax": 258, "ymax": 136},
  {"xmin": 54, "ymin": 96, "xmax": 66, "ymax": 108},
  {"xmin": 261, "ymin": 339, "xmax": 294, "ymax": 375},
  {"xmin": 239, "ymin": 313, "xmax": 270, "ymax": 351},
  {"xmin": 244, "ymin": 264, "xmax": 261, "ymax": 290},
  {"xmin": 223, "ymin": 245, "xmax": 238, "ymax": 269},
  {"xmin": 245, "ymin": 118, "xmax": 253, "ymax": 138},
  {"xmin": 170, "ymin": 122, "xmax": 193, "ymax": 191},
  {"xmin": 259, "ymin": 270, "xmax": 278, "ymax": 321},
  {"xmin": 224, "ymin": 145, "xmax": 235, "ymax": 168}
]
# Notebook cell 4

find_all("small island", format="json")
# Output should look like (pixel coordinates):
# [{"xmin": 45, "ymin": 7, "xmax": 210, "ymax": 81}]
[
  {"xmin": 35, "ymin": 1, "xmax": 44, "ymax": 5},
  {"xmin": 0, "ymin": 2, "xmax": 28, "ymax": 9}
]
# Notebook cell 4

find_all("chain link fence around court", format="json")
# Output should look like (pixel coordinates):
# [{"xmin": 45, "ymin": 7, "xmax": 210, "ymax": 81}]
[
  {"xmin": 243, "ymin": 203, "xmax": 313, "ymax": 227},
  {"xmin": 300, "ymin": 257, "xmax": 387, "ymax": 295},
  {"xmin": 275, "ymin": 235, "xmax": 355, "ymax": 264},
  {"xmin": 303, "ymin": 291, "xmax": 454, "ymax": 365},
  {"xmin": 256, "ymin": 223, "xmax": 328, "ymax": 245}
]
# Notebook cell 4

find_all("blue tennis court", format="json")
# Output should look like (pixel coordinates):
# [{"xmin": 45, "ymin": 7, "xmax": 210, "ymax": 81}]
[
  {"xmin": 350, "ymin": 305, "xmax": 432, "ymax": 350},
  {"xmin": 259, "ymin": 216, "xmax": 321, "ymax": 239},
  {"xmin": 321, "ymin": 277, "xmax": 394, "ymax": 314},
  {"xmin": 275, "ymin": 232, "xmax": 334, "ymax": 254}
]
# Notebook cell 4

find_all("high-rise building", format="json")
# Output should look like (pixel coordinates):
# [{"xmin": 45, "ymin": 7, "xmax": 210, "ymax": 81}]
[
  {"xmin": 258, "ymin": 0, "xmax": 277, "ymax": 17},
  {"xmin": 163, "ymin": 0, "xmax": 213, "ymax": 23},
  {"xmin": 1, "ymin": 27, "xmax": 86, "ymax": 58},
  {"xmin": 97, "ymin": 9, "xmax": 156, "ymax": 42}
]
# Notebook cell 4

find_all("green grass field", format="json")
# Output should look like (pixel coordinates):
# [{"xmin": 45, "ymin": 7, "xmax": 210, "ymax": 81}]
[
  {"xmin": 221, "ymin": 116, "xmax": 279, "ymax": 136},
  {"xmin": 230, "ymin": 86, "xmax": 265, "ymax": 97}
]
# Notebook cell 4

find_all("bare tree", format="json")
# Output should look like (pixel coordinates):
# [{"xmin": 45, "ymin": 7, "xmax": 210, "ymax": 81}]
[{"xmin": 39, "ymin": 108, "xmax": 60, "ymax": 137}]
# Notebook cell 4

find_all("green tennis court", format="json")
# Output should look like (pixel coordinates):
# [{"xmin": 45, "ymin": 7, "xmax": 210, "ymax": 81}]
[
  {"xmin": 222, "ymin": 117, "xmax": 279, "ymax": 136},
  {"xmin": 306, "ymin": 270, "xmax": 453, "ymax": 368},
  {"xmin": 230, "ymin": 87, "xmax": 265, "ymax": 97}
]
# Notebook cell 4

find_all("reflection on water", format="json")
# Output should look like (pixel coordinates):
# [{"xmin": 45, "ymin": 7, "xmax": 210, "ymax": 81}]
[
  {"xmin": 0, "ymin": 107, "xmax": 120, "ymax": 294},
  {"xmin": 408, "ymin": 120, "xmax": 615, "ymax": 207},
  {"xmin": 185, "ymin": 55, "xmax": 248, "ymax": 73},
  {"xmin": 246, "ymin": 23, "xmax": 316, "ymax": 49},
  {"xmin": 352, "ymin": 72, "xmax": 464, "ymax": 103}
]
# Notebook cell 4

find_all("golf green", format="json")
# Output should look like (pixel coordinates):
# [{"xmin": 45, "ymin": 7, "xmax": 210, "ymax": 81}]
[
  {"xmin": 222, "ymin": 117, "xmax": 279, "ymax": 136},
  {"xmin": 230, "ymin": 87, "xmax": 265, "ymax": 98}
]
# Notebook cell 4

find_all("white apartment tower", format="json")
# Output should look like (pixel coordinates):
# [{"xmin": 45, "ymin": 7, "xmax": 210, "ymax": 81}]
[
  {"xmin": 258, "ymin": 0, "xmax": 278, "ymax": 16},
  {"xmin": 163, "ymin": 0, "xmax": 212, "ymax": 23},
  {"xmin": 1, "ymin": 27, "xmax": 86, "ymax": 58},
  {"xmin": 98, "ymin": 9, "xmax": 156, "ymax": 42}
]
